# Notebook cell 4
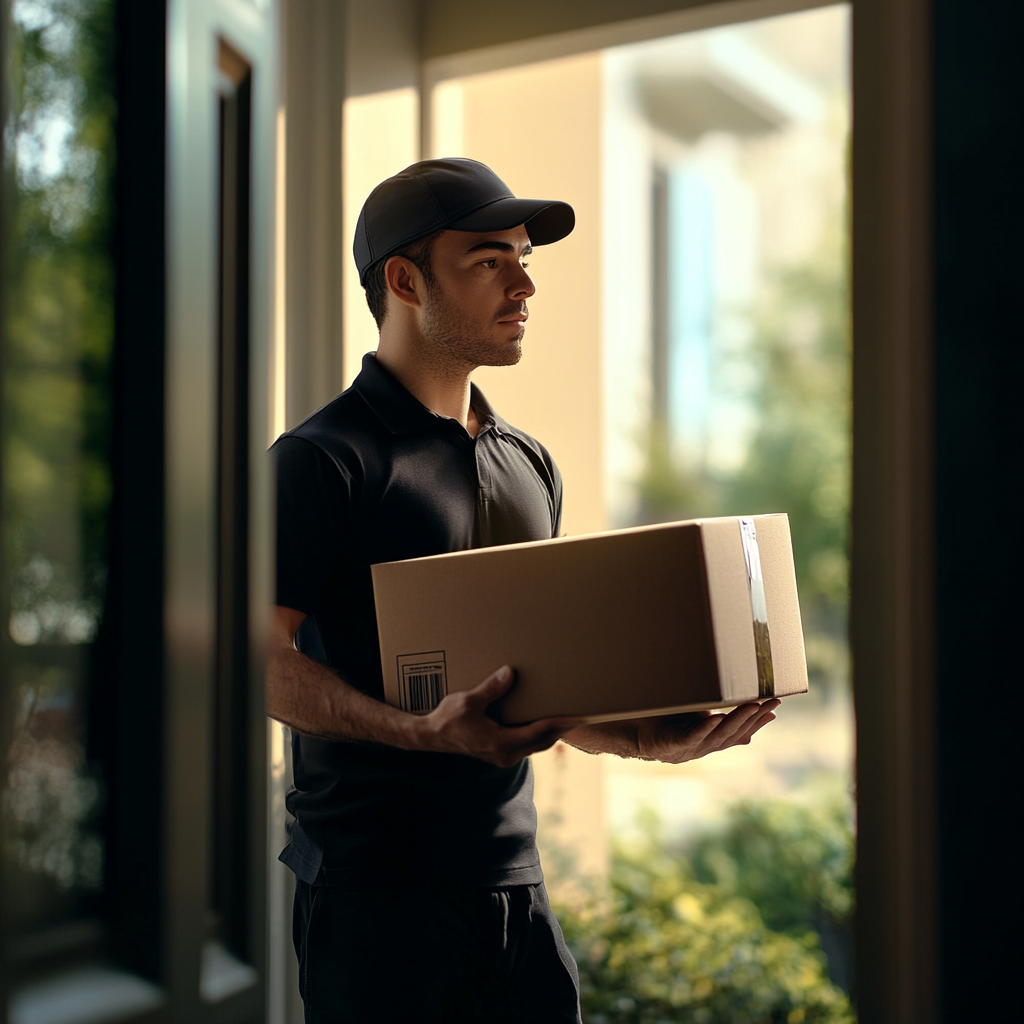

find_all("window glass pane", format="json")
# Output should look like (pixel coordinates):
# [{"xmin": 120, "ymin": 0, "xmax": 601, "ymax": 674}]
[
  {"xmin": 427, "ymin": 2, "xmax": 854, "ymax": 1009},
  {"xmin": 2, "ymin": 0, "xmax": 116, "ymax": 938}
]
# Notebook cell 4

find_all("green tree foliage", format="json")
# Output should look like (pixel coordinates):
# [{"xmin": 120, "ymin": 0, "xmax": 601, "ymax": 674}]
[
  {"xmin": 635, "ymin": 235, "xmax": 850, "ymax": 634},
  {"xmin": 553, "ymin": 801, "xmax": 855, "ymax": 1024},
  {"xmin": 720, "ymin": 254, "xmax": 850, "ymax": 628},
  {"xmin": 689, "ymin": 798, "xmax": 853, "ymax": 938}
]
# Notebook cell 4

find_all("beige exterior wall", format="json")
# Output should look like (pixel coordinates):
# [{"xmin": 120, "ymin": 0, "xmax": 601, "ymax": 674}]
[{"xmin": 433, "ymin": 53, "xmax": 607, "ymax": 539}]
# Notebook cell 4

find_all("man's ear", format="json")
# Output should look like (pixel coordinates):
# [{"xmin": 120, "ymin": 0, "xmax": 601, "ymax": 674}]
[{"xmin": 384, "ymin": 256, "xmax": 425, "ymax": 311}]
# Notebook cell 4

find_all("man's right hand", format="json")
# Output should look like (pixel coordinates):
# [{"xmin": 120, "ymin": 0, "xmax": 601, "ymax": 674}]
[
  {"xmin": 268, "ymin": 608, "xmax": 578, "ymax": 764},
  {"xmin": 414, "ymin": 665, "xmax": 582, "ymax": 768}
]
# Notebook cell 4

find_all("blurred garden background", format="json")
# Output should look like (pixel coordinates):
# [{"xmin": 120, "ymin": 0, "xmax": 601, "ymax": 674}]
[{"xmin": 553, "ymin": 796, "xmax": 853, "ymax": 1023}]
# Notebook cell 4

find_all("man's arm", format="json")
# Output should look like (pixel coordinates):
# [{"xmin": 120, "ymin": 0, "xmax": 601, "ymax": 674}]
[
  {"xmin": 266, "ymin": 605, "xmax": 582, "ymax": 769},
  {"xmin": 562, "ymin": 700, "xmax": 780, "ymax": 764}
]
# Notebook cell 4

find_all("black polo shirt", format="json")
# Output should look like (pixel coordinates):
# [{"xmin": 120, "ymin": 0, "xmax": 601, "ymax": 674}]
[{"xmin": 273, "ymin": 353, "xmax": 563, "ymax": 888}]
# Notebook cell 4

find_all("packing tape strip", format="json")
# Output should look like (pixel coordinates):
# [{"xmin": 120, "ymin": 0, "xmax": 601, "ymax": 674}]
[{"xmin": 739, "ymin": 517, "xmax": 775, "ymax": 698}]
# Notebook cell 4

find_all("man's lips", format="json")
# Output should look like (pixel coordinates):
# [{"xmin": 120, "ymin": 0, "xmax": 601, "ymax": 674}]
[{"xmin": 496, "ymin": 311, "xmax": 528, "ymax": 324}]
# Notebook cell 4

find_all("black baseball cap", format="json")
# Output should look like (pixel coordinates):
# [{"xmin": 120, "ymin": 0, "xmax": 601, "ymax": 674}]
[{"xmin": 353, "ymin": 158, "xmax": 575, "ymax": 286}]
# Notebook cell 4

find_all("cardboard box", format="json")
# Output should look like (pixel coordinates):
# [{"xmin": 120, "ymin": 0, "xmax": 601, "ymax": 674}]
[{"xmin": 371, "ymin": 514, "xmax": 808, "ymax": 725}]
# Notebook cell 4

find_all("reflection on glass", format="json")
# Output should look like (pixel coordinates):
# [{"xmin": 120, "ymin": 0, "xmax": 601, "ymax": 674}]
[{"xmin": 2, "ymin": 0, "xmax": 115, "ymax": 937}]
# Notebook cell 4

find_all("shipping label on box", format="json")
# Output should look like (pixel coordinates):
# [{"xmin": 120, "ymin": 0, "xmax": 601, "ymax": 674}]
[
  {"xmin": 371, "ymin": 514, "xmax": 808, "ymax": 725},
  {"xmin": 395, "ymin": 651, "xmax": 448, "ymax": 713}
]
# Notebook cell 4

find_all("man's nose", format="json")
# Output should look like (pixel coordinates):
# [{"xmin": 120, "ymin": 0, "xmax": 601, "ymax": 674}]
[{"xmin": 507, "ymin": 264, "xmax": 536, "ymax": 300}]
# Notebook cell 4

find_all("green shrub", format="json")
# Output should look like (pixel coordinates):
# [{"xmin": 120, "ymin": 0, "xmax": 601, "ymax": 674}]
[
  {"xmin": 553, "ymin": 801, "xmax": 855, "ymax": 1024},
  {"xmin": 689, "ymin": 797, "xmax": 853, "ymax": 936}
]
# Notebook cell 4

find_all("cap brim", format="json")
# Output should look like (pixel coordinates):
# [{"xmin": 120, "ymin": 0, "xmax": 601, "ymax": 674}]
[{"xmin": 447, "ymin": 197, "xmax": 575, "ymax": 245}]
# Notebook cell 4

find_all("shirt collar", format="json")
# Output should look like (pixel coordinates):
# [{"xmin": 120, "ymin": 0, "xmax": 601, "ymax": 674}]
[
  {"xmin": 353, "ymin": 352, "xmax": 504, "ymax": 437},
  {"xmin": 470, "ymin": 383, "xmax": 500, "ymax": 435}
]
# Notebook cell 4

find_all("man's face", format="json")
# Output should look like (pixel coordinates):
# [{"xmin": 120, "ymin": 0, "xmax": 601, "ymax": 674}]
[{"xmin": 417, "ymin": 225, "xmax": 536, "ymax": 369}]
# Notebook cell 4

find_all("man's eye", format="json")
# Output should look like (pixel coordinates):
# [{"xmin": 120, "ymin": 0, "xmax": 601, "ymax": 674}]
[
  {"xmin": 482, "ymin": 258, "xmax": 497, "ymax": 268},
  {"xmin": 520, "ymin": 261, "xmax": 530, "ymax": 269}
]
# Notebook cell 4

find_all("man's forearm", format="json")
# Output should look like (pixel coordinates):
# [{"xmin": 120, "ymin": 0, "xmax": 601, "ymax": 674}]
[
  {"xmin": 266, "ymin": 643, "xmax": 421, "ymax": 749},
  {"xmin": 265, "ymin": 608, "xmax": 580, "ymax": 765}
]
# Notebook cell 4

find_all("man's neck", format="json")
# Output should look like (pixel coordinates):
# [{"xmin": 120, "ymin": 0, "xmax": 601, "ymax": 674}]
[{"xmin": 375, "ymin": 330, "xmax": 480, "ymax": 436}]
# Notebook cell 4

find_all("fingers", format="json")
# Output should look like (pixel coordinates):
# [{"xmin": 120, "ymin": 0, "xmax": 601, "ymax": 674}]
[
  {"xmin": 505, "ymin": 727, "xmax": 573, "ymax": 762},
  {"xmin": 464, "ymin": 665, "xmax": 517, "ymax": 706},
  {"xmin": 481, "ymin": 721, "xmax": 581, "ymax": 768},
  {"xmin": 488, "ymin": 714, "xmax": 584, "ymax": 766},
  {"xmin": 733, "ymin": 704, "xmax": 779, "ymax": 745},
  {"xmin": 687, "ymin": 704, "xmax": 759, "ymax": 741},
  {"xmin": 462, "ymin": 667, "xmax": 582, "ymax": 742},
  {"xmin": 703, "ymin": 700, "xmax": 780, "ymax": 749},
  {"xmin": 498, "ymin": 716, "xmax": 584, "ymax": 750},
  {"xmin": 432, "ymin": 670, "xmax": 583, "ymax": 764},
  {"xmin": 669, "ymin": 700, "xmax": 778, "ymax": 751}
]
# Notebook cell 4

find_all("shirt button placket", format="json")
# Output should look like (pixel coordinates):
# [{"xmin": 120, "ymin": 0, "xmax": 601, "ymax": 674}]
[{"xmin": 474, "ymin": 432, "xmax": 494, "ymax": 548}]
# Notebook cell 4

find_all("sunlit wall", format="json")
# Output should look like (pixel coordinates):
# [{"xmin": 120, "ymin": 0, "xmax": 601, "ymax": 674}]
[{"xmin": 341, "ymin": 87, "xmax": 419, "ymax": 388}]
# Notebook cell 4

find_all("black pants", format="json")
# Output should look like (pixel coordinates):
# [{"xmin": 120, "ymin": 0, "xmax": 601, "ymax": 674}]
[{"xmin": 293, "ymin": 878, "xmax": 582, "ymax": 1023}]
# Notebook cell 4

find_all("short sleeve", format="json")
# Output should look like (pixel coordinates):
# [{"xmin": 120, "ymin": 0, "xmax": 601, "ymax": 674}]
[
  {"xmin": 550, "ymin": 458, "xmax": 563, "ymax": 537},
  {"xmin": 272, "ymin": 435, "xmax": 349, "ymax": 615}
]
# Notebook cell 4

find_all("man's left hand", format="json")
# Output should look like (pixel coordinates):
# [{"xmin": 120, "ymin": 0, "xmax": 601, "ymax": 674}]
[
  {"xmin": 636, "ymin": 700, "xmax": 780, "ymax": 763},
  {"xmin": 563, "ymin": 699, "xmax": 780, "ymax": 763}
]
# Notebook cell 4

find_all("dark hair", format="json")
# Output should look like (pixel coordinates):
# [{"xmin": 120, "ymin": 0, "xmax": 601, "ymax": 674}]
[{"xmin": 363, "ymin": 231, "xmax": 441, "ymax": 329}]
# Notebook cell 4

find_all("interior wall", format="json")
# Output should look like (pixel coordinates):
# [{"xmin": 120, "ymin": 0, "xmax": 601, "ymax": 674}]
[
  {"xmin": 281, "ymin": 0, "xmax": 347, "ymax": 427},
  {"xmin": 346, "ymin": 0, "xmax": 420, "ymax": 97}
]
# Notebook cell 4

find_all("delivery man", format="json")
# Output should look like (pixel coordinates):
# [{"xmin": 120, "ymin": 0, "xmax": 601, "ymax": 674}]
[{"xmin": 266, "ymin": 158, "xmax": 780, "ymax": 1024}]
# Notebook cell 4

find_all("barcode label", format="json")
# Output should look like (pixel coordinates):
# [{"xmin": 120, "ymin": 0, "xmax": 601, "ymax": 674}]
[
  {"xmin": 405, "ymin": 671, "xmax": 445, "ymax": 712},
  {"xmin": 397, "ymin": 652, "xmax": 448, "ymax": 714}
]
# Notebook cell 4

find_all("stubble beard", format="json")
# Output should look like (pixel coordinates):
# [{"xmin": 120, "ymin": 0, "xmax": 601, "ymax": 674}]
[{"xmin": 420, "ymin": 284, "xmax": 526, "ymax": 373}]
